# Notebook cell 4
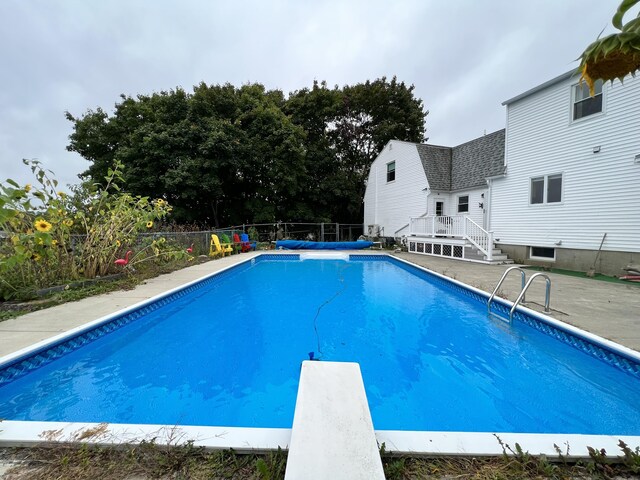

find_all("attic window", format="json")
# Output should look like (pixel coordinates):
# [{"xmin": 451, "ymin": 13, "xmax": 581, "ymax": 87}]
[
  {"xmin": 386, "ymin": 161, "xmax": 396, "ymax": 182},
  {"xmin": 573, "ymin": 80, "xmax": 603, "ymax": 120}
]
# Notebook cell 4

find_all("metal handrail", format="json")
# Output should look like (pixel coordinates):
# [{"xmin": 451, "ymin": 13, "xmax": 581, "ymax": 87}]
[
  {"xmin": 487, "ymin": 266, "xmax": 527, "ymax": 313},
  {"xmin": 509, "ymin": 273, "xmax": 551, "ymax": 320}
]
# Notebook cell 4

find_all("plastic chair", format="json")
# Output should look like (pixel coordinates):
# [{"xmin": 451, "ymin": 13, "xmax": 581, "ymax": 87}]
[
  {"xmin": 210, "ymin": 234, "xmax": 233, "ymax": 257},
  {"xmin": 240, "ymin": 233, "xmax": 257, "ymax": 252}
]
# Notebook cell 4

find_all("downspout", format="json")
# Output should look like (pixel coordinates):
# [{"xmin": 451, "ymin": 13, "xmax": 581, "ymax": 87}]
[{"xmin": 486, "ymin": 178, "xmax": 492, "ymax": 232}]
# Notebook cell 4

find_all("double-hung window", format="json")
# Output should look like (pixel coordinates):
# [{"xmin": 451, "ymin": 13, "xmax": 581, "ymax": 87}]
[
  {"xmin": 457, "ymin": 195, "xmax": 469, "ymax": 213},
  {"xmin": 386, "ymin": 161, "xmax": 396, "ymax": 182},
  {"xmin": 530, "ymin": 174, "xmax": 562, "ymax": 204},
  {"xmin": 573, "ymin": 80, "xmax": 603, "ymax": 120}
]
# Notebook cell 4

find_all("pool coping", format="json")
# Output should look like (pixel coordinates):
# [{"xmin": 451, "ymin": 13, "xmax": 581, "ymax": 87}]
[{"xmin": 0, "ymin": 251, "xmax": 639, "ymax": 458}]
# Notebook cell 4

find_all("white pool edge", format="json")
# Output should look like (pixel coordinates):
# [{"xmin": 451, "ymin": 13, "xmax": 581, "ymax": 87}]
[
  {"xmin": 1, "ymin": 252, "xmax": 639, "ymax": 457},
  {"xmin": 2, "ymin": 420, "xmax": 639, "ymax": 459}
]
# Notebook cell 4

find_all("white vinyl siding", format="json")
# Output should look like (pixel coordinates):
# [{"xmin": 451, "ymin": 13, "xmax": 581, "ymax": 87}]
[
  {"xmin": 363, "ymin": 141, "xmax": 429, "ymax": 237},
  {"xmin": 492, "ymin": 73, "xmax": 640, "ymax": 252},
  {"xmin": 427, "ymin": 188, "xmax": 486, "ymax": 227}
]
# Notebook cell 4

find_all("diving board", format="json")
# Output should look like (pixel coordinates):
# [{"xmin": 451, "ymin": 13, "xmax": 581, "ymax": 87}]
[{"xmin": 284, "ymin": 361, "xmax": 384, "ymax": 480}]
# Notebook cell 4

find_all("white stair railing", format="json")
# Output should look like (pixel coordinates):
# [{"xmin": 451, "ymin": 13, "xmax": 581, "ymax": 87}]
[
  {"xmin": 409, "ymin": 215, "xmax": 495, "ymax": 261},
  {"xmin": 463, "ymin": 217, "xmax": 493, "ymax": 261}
]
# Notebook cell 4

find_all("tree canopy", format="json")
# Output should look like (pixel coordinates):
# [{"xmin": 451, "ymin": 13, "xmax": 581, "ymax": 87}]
[{"xmin": 66, "ymin": 77, "xmax": 427, "ymax": 226}]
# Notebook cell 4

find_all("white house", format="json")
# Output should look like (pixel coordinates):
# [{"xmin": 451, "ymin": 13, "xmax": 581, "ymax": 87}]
[
  {"xmin": 363, "ymin": 130, "xmax": 506, "ymax": 262},
  {"xmin": 490, "ymin": 71, "xmax": 640, "ymax": 274}
]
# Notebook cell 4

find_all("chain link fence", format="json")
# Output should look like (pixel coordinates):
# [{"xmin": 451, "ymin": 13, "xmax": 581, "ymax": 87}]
[{"xmin": 68, "ymin": 223, "xmax": 364, "ymax": 255}]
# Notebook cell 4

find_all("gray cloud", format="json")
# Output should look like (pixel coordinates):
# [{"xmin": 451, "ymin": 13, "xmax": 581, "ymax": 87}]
[{"xmin": 0, "ymin": 0, "xmax": 630, "ymax": 191}]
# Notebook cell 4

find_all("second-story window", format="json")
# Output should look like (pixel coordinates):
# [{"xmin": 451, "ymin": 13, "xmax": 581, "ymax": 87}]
[
  {"xmin": 573, "ymin": 79, "xmax": 603, "ymax": 121},
  {"xmin": 386, "ymin": 161, "xmax": 396, "ymax": 182}
]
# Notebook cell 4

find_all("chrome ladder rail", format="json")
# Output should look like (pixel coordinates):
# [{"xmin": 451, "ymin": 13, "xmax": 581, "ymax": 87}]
[
  {"xmin": 509, "ymin": 273, "xmax": 551, "ymax": 321},
  {"xmin": 487, "ymin": 266, "xmax": 527, "ymax": 313}
]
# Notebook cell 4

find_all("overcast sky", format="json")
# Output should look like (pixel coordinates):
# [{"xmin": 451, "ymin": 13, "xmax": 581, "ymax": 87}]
[{"xmin": 0, "ymin": 0, "xmax": 632, "ymax": 191}]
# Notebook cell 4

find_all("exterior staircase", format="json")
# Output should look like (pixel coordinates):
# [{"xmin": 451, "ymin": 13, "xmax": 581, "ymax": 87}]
[
  {"xmin": 406, "ymin": 215, "xmax": 513, "ymax": 265},
  {"xmin": 463, "ymin": 244, "xmax": 513, "ymax": 265}
]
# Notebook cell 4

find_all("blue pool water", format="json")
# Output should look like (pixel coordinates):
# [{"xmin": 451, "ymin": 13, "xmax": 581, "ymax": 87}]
[{"xmin": 1, "ymin": 257, "xmax": 639, "ymax": 434}]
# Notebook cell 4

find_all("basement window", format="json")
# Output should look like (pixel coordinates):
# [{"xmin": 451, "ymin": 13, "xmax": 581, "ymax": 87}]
[{"xmin": 530, "ymin": 246, "xmax": 555, "ymax": 261}]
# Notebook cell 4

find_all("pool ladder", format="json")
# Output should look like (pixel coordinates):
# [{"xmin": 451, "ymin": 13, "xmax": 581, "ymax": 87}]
[{"xmin": 487, "ymin": 267, "xmax": 551, "ymax": 321}]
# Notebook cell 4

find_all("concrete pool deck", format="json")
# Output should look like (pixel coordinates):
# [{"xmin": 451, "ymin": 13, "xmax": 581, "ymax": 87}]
[{"xmin": 1, "ymin": 250, "xmax": 638, "ymax": 357}]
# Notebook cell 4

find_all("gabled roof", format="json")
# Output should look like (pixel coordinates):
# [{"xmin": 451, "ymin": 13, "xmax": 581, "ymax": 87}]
[
  {"xmin": 451, "ymin": 129, "xmax": 505, "ymax": 190},
  {"xmin": 416, "ymin": 144, "xmax": 451, "ymax": 191},
  {"xmin": 502, "ymin": 70, "xmax": 576, "ymax": 105},
  {"xmin": 415, "ymin": 129, "xmax": 505, "ymax": 192}
]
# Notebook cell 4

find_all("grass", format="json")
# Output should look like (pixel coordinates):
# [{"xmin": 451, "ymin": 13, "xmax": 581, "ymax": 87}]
[
  {"xmin": 0, "ymin": 257, "xmax": 212, "ymax": 322},
  {"xmin": 523, "ymin": 265, "xmax": 640, "ymax": 286},
  {"xmin": 1, "ymin": 439, "xmax": 639, "ymax": 479}
]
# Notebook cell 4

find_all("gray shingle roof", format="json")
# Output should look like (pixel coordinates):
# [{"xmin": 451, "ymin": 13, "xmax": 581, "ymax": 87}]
[
  {"xmin": 451, "ymin": 129, "xmax": 505, "ymax": 190},
  {"xmin": 416, "ymin": 144, "xmax": 451, "ymax": 191},
  {"xmin": 415, "ymin": 129, "xmax": 505, "ymax": 192}
]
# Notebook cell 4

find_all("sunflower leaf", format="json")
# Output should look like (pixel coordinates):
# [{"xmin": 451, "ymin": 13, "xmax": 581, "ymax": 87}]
[{"xmin": 612, "ymin": 0, "xmax": 640, "ymax": 30}]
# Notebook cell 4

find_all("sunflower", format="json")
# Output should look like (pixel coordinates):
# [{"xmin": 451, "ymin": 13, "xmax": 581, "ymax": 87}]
[
  {"xmin": 116, "ymin": 240, "xmax": 121, "ymax": 247},
  {"xmin": 32, "ymin": 253, "xmax": 42, "ymax": 262},
  {"xmin": 24, "ymin": 184, "xmax": 32, "ymax": 193},
  {"xmin": 51, "ymin": 239, "xmax": 59, "ymax": 247},
  {"xmin": 146, "ymin": 221, "xmax": 154, "ymax": 229},
  {"xmin": 34, "ymin": 219, "xmax": 52, "ymax": 232},
  {"xmin": 63, "ymin": 219, "xmax": 74, "ymax": 227}
]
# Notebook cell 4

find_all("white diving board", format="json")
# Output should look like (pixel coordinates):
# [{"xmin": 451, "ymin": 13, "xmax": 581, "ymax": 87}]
[{"xmin": 284, "ymin": 361, "xmax": 385, "ymax": 480}]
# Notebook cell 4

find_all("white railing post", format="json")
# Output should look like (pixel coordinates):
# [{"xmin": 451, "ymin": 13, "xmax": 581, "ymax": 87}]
[
  {"xmin": 462, "ymin": 216, "xmax": 467, "ymax": 239},
  {"xmin": 487, "ymin": 231, "xmax": 494, "ymax": 261},
  {"xmin": 431, "ymin": 216, "xmax": 436, "ymax": 238}
]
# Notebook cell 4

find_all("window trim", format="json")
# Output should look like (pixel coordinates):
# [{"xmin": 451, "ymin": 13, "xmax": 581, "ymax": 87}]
[
  {"xmin": 457, "ymin": 194, "xmax": 469, "ymax": 213},
  {"xmin": 529, "ymin": 246, "xmax": 556, "ymax": 261},
  {"xmin": 529, "ymin": 173, "xmax": 563, "ymax": 205},
  {"xmin": 386, "ymin": 161, "xmax": 396, "ymax": 183},
  {"xmin": 571, "ymin": 80, "xmax": 604, "ymax": 123}
]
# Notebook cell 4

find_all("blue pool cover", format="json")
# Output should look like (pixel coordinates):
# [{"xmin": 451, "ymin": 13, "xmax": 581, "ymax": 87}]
[{"xmin": 276, "ymin": 240, "xmax": 373, "ymax": 250}]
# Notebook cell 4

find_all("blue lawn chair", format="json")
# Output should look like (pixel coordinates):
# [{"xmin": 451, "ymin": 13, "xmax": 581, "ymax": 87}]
[{"xmin": 240, "ymin": 233, "xmax": 257, "ymax": 252}]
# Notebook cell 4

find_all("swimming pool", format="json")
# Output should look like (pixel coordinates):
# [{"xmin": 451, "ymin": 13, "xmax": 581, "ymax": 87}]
[{"xmin": 0, "ymin": 253, "xmax": 639, "ymax": 453}]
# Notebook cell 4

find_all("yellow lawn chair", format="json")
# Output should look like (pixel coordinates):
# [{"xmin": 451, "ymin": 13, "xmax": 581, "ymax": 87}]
[{"xmin": 210, "ymin": 234, "xmax": 233, "ymax": 258}]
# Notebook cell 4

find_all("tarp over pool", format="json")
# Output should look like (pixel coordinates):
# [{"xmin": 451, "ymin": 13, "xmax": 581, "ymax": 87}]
[{"xmin": 275, "ymin": 240, "xmax": 374, "ymax": 250}]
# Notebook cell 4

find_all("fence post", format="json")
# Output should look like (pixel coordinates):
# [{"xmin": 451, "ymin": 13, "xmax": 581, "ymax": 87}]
[
  {"xmin": 336, "ymin": 223, "xmax": 340, "ymax": 241},
  {"xmin": 321, "ymin": 223, "xmax": 325, "ymax": 242}
]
